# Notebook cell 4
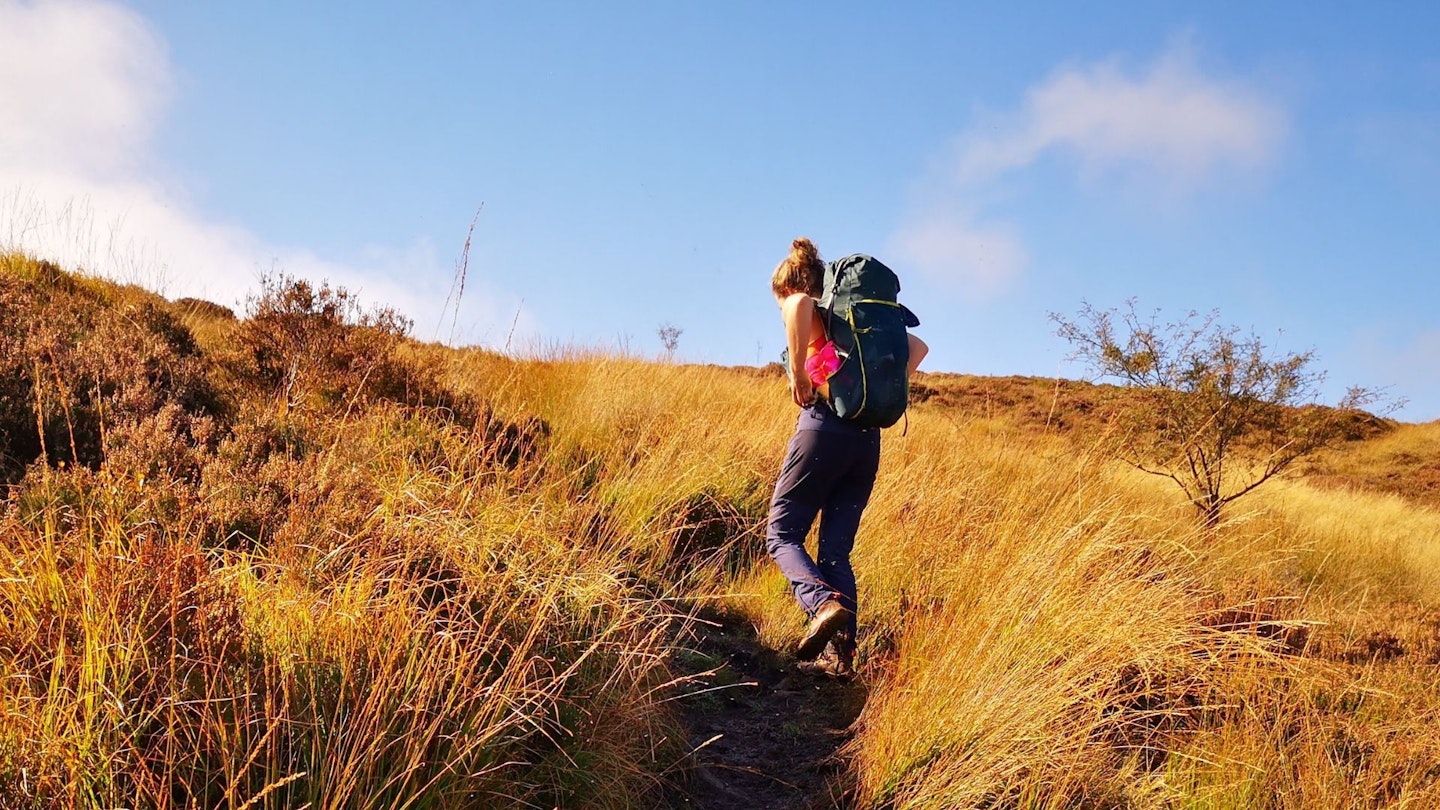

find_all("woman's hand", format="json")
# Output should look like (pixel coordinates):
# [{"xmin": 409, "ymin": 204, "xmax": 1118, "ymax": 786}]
[
  {"xmin": 791, "ymin": 375, "xmax": 815, "ymax": 407},
  {"xmin": 907, "ymin": 333, "xmax": 929, "ymax": 379}
]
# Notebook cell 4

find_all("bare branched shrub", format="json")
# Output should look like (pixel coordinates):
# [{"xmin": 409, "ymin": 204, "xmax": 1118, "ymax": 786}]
[
  {"xmin": 1054, "ymin": 300, "xmax": 1393, "ymax": 526},
  {"xmin": 657, "ymin": 322, "xmax": 682, "ymax": 357}
]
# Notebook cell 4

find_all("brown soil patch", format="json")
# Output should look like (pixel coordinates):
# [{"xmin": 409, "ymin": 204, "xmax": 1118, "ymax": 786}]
[{"xmin": 667, "ymin": 611, "xmax": 867, "ymax": 809}]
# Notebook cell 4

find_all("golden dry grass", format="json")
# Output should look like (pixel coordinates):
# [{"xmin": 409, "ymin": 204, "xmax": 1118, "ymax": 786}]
[
  {"xmin": 1302, "ymin": 420, "xmax": 1440, "ymax": 509},
  {"xmin": 2, "ymin": 255, "xmax": 1438, "ymax": 808}
]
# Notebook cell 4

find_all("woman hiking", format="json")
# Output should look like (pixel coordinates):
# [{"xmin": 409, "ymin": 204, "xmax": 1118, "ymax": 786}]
[{"xmin": 766, "ymin": 238, "xmax": 927, "ymax": 678}]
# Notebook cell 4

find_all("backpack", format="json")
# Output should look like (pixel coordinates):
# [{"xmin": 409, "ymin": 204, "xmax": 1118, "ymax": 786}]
[{"xmin": 817, "ymin": 254, "xmax": 918, "ymax": 429}]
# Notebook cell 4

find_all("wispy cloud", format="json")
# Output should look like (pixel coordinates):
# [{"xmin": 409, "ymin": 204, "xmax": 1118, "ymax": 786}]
[
  {"xmin": 957, "ymin": 44, "xmax": 1287, "ymax": 190},
  {"xmin": 891, "ymin": 40, "xmax": 1288, "ymax": 300},
  {"xmin": 887, "ymin": 209, "xmax": 1027, "ymax": 300},
  {"xmin": 0, "ymin": 0, "xmax": 529, "ymax": 344},
  {"xmin": 0, "ymin": 0, "xmax": 168, "ymax": 178}
]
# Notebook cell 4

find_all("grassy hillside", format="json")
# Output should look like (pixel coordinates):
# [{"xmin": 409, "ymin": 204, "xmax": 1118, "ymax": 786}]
[
  {"xmin": 1, "ymin": 254, "xmax": 1437, "ymax": 808},
  {"xmin": 1300, "ymin": 420, "xmax": 1440, "ymax": 508}
]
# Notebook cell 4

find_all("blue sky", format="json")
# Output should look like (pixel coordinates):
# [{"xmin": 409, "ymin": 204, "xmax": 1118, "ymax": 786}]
[{"xmin": 3, "ymin": 1, "xmax": 1437, "ymax": 421}]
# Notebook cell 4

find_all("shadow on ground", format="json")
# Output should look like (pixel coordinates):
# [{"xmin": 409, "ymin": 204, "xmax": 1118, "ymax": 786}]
[{"xmin": 667, "ymin": 609, "xmax": 869, "ymax": 810}]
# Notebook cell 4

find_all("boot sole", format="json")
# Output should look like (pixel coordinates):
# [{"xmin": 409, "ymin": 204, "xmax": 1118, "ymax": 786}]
[{"xmin": 796, "ymin": 603, "xmax": 851, "ymax": 661}]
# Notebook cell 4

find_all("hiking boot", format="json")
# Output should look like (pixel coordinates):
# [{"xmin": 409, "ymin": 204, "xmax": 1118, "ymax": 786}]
[
  {"xmin": 795, "ymin": 598, "xmax": 852, "ymax": 661},
  {"xmin": 797, "ymin": 638, "xmax": 856, "ymax": 680},
  {"xmin": 818, "ymin": 643, "xmax": 857, "ymax": 679}
]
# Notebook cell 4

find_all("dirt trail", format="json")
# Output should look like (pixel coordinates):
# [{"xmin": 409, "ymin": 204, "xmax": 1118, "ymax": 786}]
[{"xmin": 667, "ymin": 611, "xmax": 869, "ymax": 809}]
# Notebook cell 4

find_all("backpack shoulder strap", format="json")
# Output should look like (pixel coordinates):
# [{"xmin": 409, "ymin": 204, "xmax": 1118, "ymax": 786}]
[{"xmin": 813, "ymin": 302, "xmax": 833, "ymax": 342}]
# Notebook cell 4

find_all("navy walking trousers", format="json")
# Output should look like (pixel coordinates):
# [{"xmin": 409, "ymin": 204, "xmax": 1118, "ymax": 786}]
[{"xmin": 765, "ymin": 411, "xmax": 880, "ymax": 642}]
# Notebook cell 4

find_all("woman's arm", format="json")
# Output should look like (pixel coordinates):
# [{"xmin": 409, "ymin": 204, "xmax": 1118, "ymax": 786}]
[
  {"xmin": 907, "ymin": 333, "xmax": 929, "ymax": 379},
  {"xmin": 781, "ymin": 293, "xmax": 815, "ymax": 407}
]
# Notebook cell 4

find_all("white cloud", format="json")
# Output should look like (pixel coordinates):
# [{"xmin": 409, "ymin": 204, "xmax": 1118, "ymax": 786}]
[
  {"xmin": 956, "ymin": 44, "xmax": 1287, "ymax": 189},
  {"xmin": 887, "ymin": 210, "xmax": 1027, "ymax": 299},
  {"xmin": 0, "ymin": 0, "xmax": 168, "ymax": 179},
  {"xmin": 0, "ymin": 0, "xmax": 528, "ymax": 345},
  {"xmin": 889, "ymin": 41, "xmax": 1288, "ymax": 303}
]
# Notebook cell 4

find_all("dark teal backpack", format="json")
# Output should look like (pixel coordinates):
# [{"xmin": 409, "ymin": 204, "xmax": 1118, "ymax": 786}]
[{"xmin": 818, "ymin": 254, "xmax": 918, "ymax": 429}]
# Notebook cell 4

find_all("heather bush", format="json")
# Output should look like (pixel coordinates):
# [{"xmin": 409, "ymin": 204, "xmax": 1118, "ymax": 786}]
[
  {"xmin": 233, "ymin": 274, "xmax": 413, "ymax": 413},
  {"xmin": 0, "ymin": 260, "xmax": 219, "ymax": 484}
]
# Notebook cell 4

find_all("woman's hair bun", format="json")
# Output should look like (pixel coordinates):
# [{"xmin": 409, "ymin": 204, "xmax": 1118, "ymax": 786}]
[{"xmin": 772, "ymin": 237, "xmax": 825, "ymax": 298}]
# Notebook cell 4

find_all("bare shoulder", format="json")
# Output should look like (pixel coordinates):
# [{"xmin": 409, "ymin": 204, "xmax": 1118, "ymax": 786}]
[
  {"xmin": 780, "ymin": 293, "xmax": 814, "ymax": 322},
  {"xmin": 781, "ymin": 292, "xmax": 813, "ymax": 311}
]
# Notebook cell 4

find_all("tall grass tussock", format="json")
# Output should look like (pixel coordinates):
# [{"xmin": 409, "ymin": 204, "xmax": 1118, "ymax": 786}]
[{"xmin": 1, "ymin": 254, "xmax": 1437, "ymax": 808}]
